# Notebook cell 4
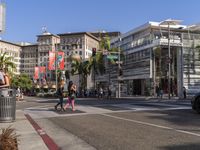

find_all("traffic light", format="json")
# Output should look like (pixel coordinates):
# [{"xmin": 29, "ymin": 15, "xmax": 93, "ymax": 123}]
[{"xmin": 92, "ymin": 48, "xmax": 96, "ymax": 56}]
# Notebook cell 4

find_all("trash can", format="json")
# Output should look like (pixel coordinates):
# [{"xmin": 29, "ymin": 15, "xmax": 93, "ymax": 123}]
[{"xmin": 0, "ymin": 89, "xmax": 16, "ymax": 123}]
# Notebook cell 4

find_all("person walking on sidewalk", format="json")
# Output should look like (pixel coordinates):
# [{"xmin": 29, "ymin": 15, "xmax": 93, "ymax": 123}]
[
  {"xmin": 183, "ymin": 86, "xmax": 186, "ymax": 99},
  {"xmin": 0, "ymin": 68, "xmax": 10, "ymax": 97},
  {"xmin": 107, "ymin": 87, "xmax": 112, "ymax": 99},
  {"xmin": 0, "ymin": 68, "xmax": 10, "ymax": 89},
  {"xmin": 156, "ymin": 85, "xmax": 160, "ymax": 98},
  {"xmin": 55, "ymin": 83, "xmax": 65, "ymax": 111},
  {"xmin": 64, "ymin": 81, "xmax": 77, "ymax": 111}
]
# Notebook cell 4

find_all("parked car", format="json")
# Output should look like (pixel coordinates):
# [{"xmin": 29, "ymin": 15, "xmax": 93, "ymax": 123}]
[{"xmin": 191, "ymin": 92, "xmax": 200, "ymax": 113}]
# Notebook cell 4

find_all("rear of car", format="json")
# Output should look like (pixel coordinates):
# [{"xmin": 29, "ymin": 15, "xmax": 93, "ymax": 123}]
[{"xmin": 191, "ymin": 92, "xmax": 200, "ymax": 113}]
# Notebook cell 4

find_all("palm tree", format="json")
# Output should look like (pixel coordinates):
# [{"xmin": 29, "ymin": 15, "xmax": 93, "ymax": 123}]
[
  {"xmin": 196, "ymin": 45, "xmax": 200, "ymax": 59},
  {"xmin": 0, "ymin": 52, "xmax": 16, "ymax": 73},
  {"xmin": 89, "ymin": 36, "xmax": 110, "ymax": 77},
  {"xmin": 71, "ymin": 58, "xmax": 91, "ymax": 93},
  {"xmin": 92, "ymin": 35, "xmax": 120, "ymax": 78}
]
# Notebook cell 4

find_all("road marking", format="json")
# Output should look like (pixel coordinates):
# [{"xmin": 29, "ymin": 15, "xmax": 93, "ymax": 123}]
[
  {"xmin": 27, "ymin": 104, "xmax": 53, "ymax": 109},
  {"xmin": 101, "ymin": 113, "xmax": 200, "ymax": 137},
  {"xmin": 25, "ymin": 114, "xmax": 60, "ymax": 150}
]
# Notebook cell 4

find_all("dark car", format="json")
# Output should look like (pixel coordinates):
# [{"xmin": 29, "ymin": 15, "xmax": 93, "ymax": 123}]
[{"xmin": 191, "ymin": 92, "xmax": 200, "ymax": 113}]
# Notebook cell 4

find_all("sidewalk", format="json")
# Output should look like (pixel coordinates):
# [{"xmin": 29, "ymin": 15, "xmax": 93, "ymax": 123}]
[
  {"xmin": 120, "ymin": 95, "xmax": 191, "ymax": 101},
  {"xmin": 78, "ymin": 95, "xmax": 191, "ymax": 101},
  {"xmin": 0, "ymin": 110, "xmax": 48, "ymax": 150}
]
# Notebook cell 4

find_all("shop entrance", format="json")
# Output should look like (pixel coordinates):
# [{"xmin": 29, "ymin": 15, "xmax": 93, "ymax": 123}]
[{"xmin": 133, "ymin": 79, "xmax": 141, "ymax": 95}]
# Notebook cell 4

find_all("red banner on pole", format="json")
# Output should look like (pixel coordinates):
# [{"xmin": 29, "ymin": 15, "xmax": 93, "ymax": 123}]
[
  {"xmin": 39, "ymin": 66, "xmax": 46, "ymax": 73},
  {"xmin": 49, "ymin": 51, "xmax": 56, "ymax": 70},
  {"xmin": 34, "ymin": 67, "xmax": 39, "ymax": 79},
  {"xmin": 57, "ymin": 51, "xmax": 64, "ymax": 70}
]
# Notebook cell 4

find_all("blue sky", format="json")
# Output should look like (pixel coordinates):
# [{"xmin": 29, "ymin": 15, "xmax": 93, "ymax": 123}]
[{"xmin": 1, "ymin": 0, "xmax": 200, "ymax": 43}]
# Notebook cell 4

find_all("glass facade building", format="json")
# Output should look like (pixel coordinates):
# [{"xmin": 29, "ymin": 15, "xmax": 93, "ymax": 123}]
[{"xmin": 106, "ymin": 20, "xmax": 200, "ymax": 98}]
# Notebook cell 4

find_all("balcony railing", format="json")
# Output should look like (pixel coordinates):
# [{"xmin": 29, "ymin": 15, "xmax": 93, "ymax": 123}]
[{"xmin": 152, "ymin": 38, "xmax": 182, "ymax": 47}]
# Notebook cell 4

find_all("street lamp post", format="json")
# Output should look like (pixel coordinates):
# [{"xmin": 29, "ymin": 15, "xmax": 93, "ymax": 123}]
[
  {"xmin": 118, "ymin": 39, "xmax": 121, "ymax": 98},
  {"xmin": 55, "ymin": 44, "xmax": 58, "ymax": 91},
  {"xmin": 159, "ymin": 19, "xmax": 182, "ymax": 99},
  {"xmin": 167, "ymin": 23, "xmax": 171, "ymax": 99},
  {"xmin": 103, "ymin": 48, "xmax": 122, "ymax": 98}
]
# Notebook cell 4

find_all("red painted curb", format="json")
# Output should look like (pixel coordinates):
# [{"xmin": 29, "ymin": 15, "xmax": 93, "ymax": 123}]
[{"xmin": 25, "ymin": 114, "xmax": 60, "ymax": 150}]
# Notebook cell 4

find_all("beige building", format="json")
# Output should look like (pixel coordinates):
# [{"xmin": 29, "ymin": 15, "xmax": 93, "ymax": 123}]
[
  {"xmin": 0, "ymin": 40, "xmax": 21, "ymax": 74},
  {"xmin": 37, "ymin": 31, "xmax": 60, "ymax": 84},
  {"xmin": 0, "ymin": 31, "xmax": 117, "ymax": 91},
  {"xmin": 21, "ymin": 44, "xmax": 38, "ymax": 79},
  {"xmin": 58, "ymin": 32, "xmax": 100, "ymax": 90}
]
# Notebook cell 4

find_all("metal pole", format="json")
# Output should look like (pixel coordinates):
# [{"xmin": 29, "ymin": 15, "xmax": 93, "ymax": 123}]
[
  {"xmin": 94, "ymin": 58, "xmax": 96, "ymax": 90},
  {"xmin": 168, "ymin": 23, "xmax": 171, "ymax": 99},
  {"xmin": 109, "ymin": 65, "xmax": 111, "ymax": 88},
  {"xmin": 55, "ymin": 40, "xmax": 58, "ymax": 91},
  {"xmin": 118, "ymin": 38, "xmax": 121, "ymax": 98}
]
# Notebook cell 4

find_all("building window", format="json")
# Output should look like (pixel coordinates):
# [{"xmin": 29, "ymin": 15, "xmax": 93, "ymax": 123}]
[{"xmin": 79, "ymin": 51, "xmax": 82, "ymax": 55}]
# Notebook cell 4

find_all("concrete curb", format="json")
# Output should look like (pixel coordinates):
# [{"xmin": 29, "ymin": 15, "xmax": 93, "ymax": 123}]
[{"xmin": 0, "ymin": 110, "xmax": 48, "ymax": 150}]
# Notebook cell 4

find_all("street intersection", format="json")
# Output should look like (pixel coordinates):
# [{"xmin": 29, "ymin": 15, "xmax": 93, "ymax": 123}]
[{"xmin": 17, "ymin": 97, "xmax": 200, "ymax": 150}]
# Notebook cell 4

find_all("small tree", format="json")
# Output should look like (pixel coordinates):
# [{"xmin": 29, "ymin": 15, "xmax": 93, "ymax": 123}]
[
  {"xmin": 11, "ymin": 74, "xmax": 32, "ymax": 91},
  {"xmin": 0, "ymin": 52, "xmax": 16, "ymax": 72}
]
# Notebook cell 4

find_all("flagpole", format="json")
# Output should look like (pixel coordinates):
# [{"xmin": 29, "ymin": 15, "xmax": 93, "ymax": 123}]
[{"xmin": 55, "ymin": 40, "xmax": 58, "ymax": 91}]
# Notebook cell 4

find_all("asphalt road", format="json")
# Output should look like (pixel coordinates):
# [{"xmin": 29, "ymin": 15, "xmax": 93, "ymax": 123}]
[{"xmin": 19, "ymin": 96, "xmax": 200, "ymax": 150}]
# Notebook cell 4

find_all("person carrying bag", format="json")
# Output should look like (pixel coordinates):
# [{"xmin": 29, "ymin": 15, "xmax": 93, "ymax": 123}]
[
  {"xmin": 54, "ymin": 83, "xmax": 65, "ymax": 111},
  {"xmin": 0, "ymin": 68, "xmax": 10, "ymax": 97},
  {"xmin": 64, "ymin": 81, "xmax": 77, "ymax": 111}
]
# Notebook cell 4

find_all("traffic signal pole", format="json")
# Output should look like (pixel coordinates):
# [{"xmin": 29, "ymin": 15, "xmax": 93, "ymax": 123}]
[
  {"xmin": 102, "ymin": 48, "xmax": 122, "ymax": 98},
  {"xmin": 92, "ymin": 48, "xmax": 96, "ymax": 90},
  {"xmin": 118, "ymin": 46, "xmax": 121, "ymax": 98}
]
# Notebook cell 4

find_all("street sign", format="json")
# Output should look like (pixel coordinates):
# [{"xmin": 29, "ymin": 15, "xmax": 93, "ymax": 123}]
[
  {"xmin": 107, "ymin": 55, "xmax": 118, "ymax": 59},
  {"xmin": 116, "ymin": 61, "xmax": 123, "ymax": 64},
  {"xmin": 103, "ymin": 50, "xmax": 108, "ymax": 55}
]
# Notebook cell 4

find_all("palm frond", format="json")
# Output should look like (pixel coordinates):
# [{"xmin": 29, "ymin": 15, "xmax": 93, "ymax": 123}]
[{"xmin": 0, "ymin": 126, "xmax": 19, "ymax": 150}]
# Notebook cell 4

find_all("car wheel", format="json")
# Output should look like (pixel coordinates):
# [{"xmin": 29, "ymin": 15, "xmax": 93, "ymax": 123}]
[{"xmin": 195, "ymin": 97, "xmax": 200, "ymax": 114}]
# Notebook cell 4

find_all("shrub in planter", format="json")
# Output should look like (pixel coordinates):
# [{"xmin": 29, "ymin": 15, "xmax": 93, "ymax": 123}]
[
  {"xmin": 35, "ymin": 88, "xmax": 40, "ymax": 93},
  {"xmin": 43, "ymin": 88, "xmax": 48, "ymax": 93},
  {"xmin": 0, "ymin": 126, "xmax": 19, "ymax": 150}
]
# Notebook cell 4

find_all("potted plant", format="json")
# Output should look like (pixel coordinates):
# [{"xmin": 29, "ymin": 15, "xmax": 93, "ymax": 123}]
[{"xmin": 0, "ymin": 126, "xmax": 19, "ymax": 150}]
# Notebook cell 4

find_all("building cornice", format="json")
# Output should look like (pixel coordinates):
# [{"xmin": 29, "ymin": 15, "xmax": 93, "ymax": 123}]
[
  {"xmin": 58, "ymin": 32, "xmax": 100, "ymax": 41},
  {"xmin": 0, "ymin": 40, "xmax": 21, "ymax": 47}
]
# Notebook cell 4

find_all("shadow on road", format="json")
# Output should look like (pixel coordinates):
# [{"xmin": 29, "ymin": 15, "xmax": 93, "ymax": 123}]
[
  {"xmin": 146, "ymin": 109, "xmax": 200, "ymax": 127},
  {"xmin": 158, "ymin": 143, "xmax": 200, "ymax": 150}
]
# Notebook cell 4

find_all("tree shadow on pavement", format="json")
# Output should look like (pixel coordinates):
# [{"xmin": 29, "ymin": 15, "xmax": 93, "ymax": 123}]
[
  {"xmin": 146, "ymin": 109, "xmax": 200, "ymax": 126},
  {"xmin": 158, "ymin": 143, "xmax": 200, "ymax": 150}
]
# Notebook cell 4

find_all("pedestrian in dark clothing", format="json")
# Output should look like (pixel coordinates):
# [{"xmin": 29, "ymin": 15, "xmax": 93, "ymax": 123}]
[
  {"xmin": 55, "ymin": 83, "xmax": 64, "ymax": 111},
  {"xmin": 156, "ymin": 85, "xmax": 160, "ymax": 98},
  {"xmin": 107, "ymin": 88, "xmax": 112, "ymax": 99},
  {"xmin": 183, "ymin": 87, "xmax": 186, "ymax": 99}
]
